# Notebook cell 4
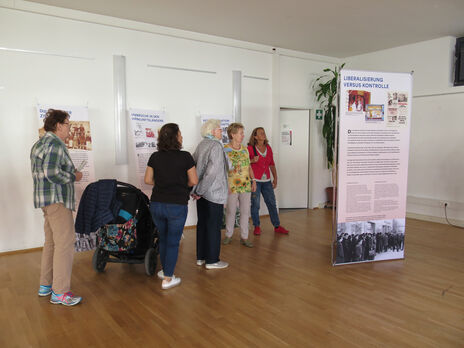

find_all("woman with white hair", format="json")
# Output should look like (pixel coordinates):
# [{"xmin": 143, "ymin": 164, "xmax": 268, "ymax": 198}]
[{"xmin": 191, "ymin": 119, "xmax": 229, "ymax": 269}]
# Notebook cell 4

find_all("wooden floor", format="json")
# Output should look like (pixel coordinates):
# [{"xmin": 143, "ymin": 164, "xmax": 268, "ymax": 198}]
[{"xmin": 1, "ymin": 209, "xmax": 463, "ymax": 347}]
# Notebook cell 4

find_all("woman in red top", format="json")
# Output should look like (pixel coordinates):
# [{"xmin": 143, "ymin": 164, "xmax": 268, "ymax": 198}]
[{"xmin": 247, "ymin": 127, "xmax": 289, "ymax": 235}]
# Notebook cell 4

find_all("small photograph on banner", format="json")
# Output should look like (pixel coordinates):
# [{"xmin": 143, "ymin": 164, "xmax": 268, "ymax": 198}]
[
  {"xmin": 347, "ymin": 90, "xmax": 371, "ymax": 113},
  {"xmin": 365, "ymin": 105, "xmax": 384, "ymax": 122},
  {"xmin": 388, "ymin": 91, "xmax": 398, "ymax": 107},
  {"xmin": 387, "ymin": 91, "xmax": 408, "ymax": 127},
  {"xmin": 335, "ymin": 218, "xmax": 405, "ymax": 265}
]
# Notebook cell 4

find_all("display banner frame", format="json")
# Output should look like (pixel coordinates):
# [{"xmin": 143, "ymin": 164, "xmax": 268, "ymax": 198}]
[
  {"xmin": 332, "ymin": 69, "xmax": 412, "ymax": 266},
  {"xmin": 128, "ymin": 108, "xmax": 165, "ymax": 197}
]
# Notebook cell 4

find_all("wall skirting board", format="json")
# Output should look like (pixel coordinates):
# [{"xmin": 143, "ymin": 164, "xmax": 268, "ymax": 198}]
[{"xmin": 406, "ymin": 195, "xmax": 464, "ymax": 227}]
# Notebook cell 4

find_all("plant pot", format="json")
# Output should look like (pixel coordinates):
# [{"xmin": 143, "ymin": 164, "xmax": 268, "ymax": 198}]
[{"xmin": 325, "ymin": 187, "xmax": 337, "ymax": 208}]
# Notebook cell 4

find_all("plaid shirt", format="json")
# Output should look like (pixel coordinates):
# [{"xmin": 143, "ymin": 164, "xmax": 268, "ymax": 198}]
[{"xmin": 30, "ymin": 132, "xmax": 76, "ymax": 210}]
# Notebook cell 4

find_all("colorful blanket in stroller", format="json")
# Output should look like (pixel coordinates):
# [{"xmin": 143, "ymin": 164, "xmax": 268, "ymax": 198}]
[{"xmin": 97, "ymin": 218, "xmax": 137, "ymax": 251}]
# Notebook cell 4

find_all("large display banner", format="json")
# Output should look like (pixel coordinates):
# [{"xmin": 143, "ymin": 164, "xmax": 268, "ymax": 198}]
[
  {"xmin": 200, "ymin": 115, "xmax": 233, "ymax": 144},
  {"xmin": 129, "ymin": 108, "xmax": 165, "ymax": 196},
  {"xmin": 37, "ymin": 104, "xmax": 96, "ymax": 206},
  {"xmin": 334, "ymin": 70, "xmax": 412, "ymax": 265}
]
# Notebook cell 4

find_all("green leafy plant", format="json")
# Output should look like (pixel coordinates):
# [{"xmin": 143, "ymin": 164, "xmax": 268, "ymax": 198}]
[{"xmin": 314, "ymin": 63, "xmax": 345, "ymax": 169}]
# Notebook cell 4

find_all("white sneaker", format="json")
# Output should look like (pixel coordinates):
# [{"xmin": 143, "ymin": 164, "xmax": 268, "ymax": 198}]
[
  {"xmin": 161, "ymin": 276, "xmax": 181, "ymax": 289},
  {"xmin": 205, "ymin": 261, "xmax": 229, "ymax": 269},
  {"xmin": 196, "ymin": 260, "xmax": 205, "ymax": 266},
  {"xmin": 157, "ymin": 270, "xmax": 164, "ymax": 279}
]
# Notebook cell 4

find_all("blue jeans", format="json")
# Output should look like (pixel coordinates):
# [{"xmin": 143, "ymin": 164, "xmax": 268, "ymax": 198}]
[
  {"xmin": 149, "ymin": 202, "xmax": 188, "ymax": 277},
  {"xmin": 251, "ymin": 181, "xmax": 280, "ymax": 228}
]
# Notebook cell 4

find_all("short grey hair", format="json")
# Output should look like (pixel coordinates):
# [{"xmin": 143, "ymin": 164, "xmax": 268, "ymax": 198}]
[{"xmin": 201, "ymin": 119, "xmax": 221, "ymax": 138}]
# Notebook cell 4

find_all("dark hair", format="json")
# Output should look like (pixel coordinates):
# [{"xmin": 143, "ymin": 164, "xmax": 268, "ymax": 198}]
[
  {"xmin": 247, "ymin": 127, "xmax": 268, "ymax": 146},
  {"xmin": 43, "ymin": 109, "xmax": 70, "ymax": 132},
  {"xmin": 157, "ymin": 123, "xmax": 182, "ymax": 151}
]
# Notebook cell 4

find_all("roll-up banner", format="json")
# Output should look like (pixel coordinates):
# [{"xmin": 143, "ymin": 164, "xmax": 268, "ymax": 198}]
[
  {"xmin": 128, "ymin": 108, "xmax": 165, "ymax": 197},
  {"xmin": 334, "ymin": 70, "xmax": 412, "ymax": 265}
]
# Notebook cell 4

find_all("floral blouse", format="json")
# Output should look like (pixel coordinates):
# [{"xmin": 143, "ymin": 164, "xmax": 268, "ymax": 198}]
[{"xmin": 224, "ymin": 144, "xmax": 252, "ymax": 193}]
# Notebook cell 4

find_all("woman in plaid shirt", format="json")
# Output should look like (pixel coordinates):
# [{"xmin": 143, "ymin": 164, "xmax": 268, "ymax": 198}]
[{"xmin": 30, "ymin": 109, "xmax": 83, "ymax": 306}]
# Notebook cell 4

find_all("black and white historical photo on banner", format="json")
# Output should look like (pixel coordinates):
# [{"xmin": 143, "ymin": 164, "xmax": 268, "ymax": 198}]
[{"xmin": 335, "ymin": 218, "xmax": 405, "ymax": 264}]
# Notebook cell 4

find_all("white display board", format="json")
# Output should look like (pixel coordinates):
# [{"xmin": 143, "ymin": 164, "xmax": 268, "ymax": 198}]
[
  {"xmin": 334, "ymin": 70, "xmax": 412, "ymax": 265},
  {"xmin": 129, "ymin": 108, "xmax": 165, "ymax": 197}
]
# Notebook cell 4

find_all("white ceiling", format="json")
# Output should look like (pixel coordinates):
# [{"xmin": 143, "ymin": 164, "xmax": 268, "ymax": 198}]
[{"xmin": 27, "ymin": 0, "xmax": 464, "ymax": 58}]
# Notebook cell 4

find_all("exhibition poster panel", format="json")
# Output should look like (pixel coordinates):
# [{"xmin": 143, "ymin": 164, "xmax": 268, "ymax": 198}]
[
  {"xmin": 129, "ymin": 108, "xmax": 165, "ymax": 197},
  {"xmin": 334, "ymin": 70, "xmax": 412, "ymax": 265}
]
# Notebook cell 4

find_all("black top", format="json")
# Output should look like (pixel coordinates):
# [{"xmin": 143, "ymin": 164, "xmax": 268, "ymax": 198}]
[{"xmin": 147, "ymin": 150, "xmax": 195, "ymax": 205}]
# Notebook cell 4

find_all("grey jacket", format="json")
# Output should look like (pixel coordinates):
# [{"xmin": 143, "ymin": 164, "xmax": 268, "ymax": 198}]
[{"xmin": 192, "ymin": 137, "xmax": 229, "ymax": 204}]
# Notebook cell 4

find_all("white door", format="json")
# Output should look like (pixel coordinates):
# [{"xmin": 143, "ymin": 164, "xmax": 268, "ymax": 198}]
[{"xmin": 278, "ymin": 109, "xmax": 310, "ymax": 208}]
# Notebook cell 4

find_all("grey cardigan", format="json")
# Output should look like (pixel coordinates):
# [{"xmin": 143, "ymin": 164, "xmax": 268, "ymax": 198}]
[{"xmin": 192, "ymin": 137, "xmax": 229, "ymax": 205}]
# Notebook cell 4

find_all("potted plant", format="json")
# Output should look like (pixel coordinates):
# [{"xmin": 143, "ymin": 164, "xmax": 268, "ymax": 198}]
[{"xmin": 313, "ymin": 63, "xmax": 345, "ymax": 207}]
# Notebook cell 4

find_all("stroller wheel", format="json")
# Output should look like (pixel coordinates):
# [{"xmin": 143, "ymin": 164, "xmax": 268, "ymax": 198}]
[
  {"xmin": 144, "ymin": 247, "xmax": 157, "ymax": 276},
  {"xmin": 92, "ymin": 247, "xmax": 108, "ymax": 272}
]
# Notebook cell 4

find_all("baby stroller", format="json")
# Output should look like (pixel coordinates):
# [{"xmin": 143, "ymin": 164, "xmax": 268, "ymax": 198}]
[{"xmin": 92, "ymin": 181, "xmax": 159, "ymax": 276}]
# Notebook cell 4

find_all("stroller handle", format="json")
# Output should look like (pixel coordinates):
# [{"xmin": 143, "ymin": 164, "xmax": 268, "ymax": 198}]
[
  {"xmin": 116, "ymin": 181, "xmax": 150, "ymax": 205},
  {"xmin": 116, "ymin": 181, "xmax": 139, "ymax": 191}
]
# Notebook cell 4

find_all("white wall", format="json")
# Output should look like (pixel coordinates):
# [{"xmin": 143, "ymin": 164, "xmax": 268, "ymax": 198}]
[
  {"xmin": 345, "ymin": 37, "xmax": 464, "ymax": 224},
  {"xmin": 278, "ymin": 54, "xmax": 340, "ymax": 208},
  {"xmin": 0, "ymin": 6, "xmax": 275, "ymax": 252},
  {"xmin": 0, "ymin": 4, "xmax": 338, "ymax": 252}
]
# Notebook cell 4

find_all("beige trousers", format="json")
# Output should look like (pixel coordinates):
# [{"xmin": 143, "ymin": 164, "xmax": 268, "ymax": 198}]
[
  {"xmin": 40, "ymin": 203, "xmax": 76, "ymax": 294},
  {"xmin": 225, "ymin": 192, "xmax": 251, "ymax": 239}
]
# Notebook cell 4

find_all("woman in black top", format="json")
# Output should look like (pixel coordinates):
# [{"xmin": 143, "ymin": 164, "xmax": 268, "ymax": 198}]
[{"xmin": 144, "ymin": 123, "xmax": 198, "ymax": 289}]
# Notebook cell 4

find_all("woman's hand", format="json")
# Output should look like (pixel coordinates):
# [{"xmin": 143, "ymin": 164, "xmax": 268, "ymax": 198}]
[
  {"xmin": 75, "ymin": 171, "xmax": 83, "ymax": 182},
  {"xmin": 252, "ymin": 156, "xmax": 259, "ymax": 163},
  {"xmin": 251, "ymin": 180, "xmax": 257, "ymax": 192},
  {"xmin": 191, "ymin": 193, "xmax": 201, "ymax": 200},
  {"xmin": 272, "ymin": 178, "xmax": 277, "ymax": 189}
]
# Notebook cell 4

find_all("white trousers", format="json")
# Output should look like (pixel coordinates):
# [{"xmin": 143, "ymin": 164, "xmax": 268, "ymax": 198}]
[{"xmin": 225, "ymin": 192, "xmax": 251, "ymax": 239}]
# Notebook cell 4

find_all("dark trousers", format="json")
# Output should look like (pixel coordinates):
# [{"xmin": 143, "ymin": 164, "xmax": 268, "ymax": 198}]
[
  {"xmin": 196, "ymin": 198, "xmax": 223, "ymax": 264},
  {"xmin": 149, "ymin": 202, "xmax": 188, "ymax": 277}
]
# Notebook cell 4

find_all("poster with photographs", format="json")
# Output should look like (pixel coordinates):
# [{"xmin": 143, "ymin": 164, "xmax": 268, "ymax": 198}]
[
  {"xmin": 129, "ymin": 109, "xmax": 165, "ymax": 196},
  {"xmin": 387, "ymin": 92, "xmax": 409, "ymax": 126},
  {"xmin": 37, "ymin": 104, "xmax": 96, "ymax": 207},
  {"xmin": 335, "ymin": 70, "xmax": 412, "ymax": 265},
  {"xmin": 336, "ymin": 218, "xmax": 405, "ymax": 264},
  {"xmin": 347, "ymin": 90, "xmax": 371, "ymax": 113},
  {"xmin": 200, "ymin": 115, "xmax": 233, "ymax": 144}
]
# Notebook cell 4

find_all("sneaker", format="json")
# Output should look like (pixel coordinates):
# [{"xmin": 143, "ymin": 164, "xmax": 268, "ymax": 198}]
[
  {"xmin": 196, "ymin": 260, "xmax": 205, "ymax": 266},
  {"xmin": 205, "ymin": 261, "xmax": 229, "ymax": 269},
  {"xmin": 157, "ymin": 270, "xmax": 164, "ymax": 279},
  {"xmin": 240, "ymin": 239, "xmax": 254, "ymax": 248},
  {"xmin": 161, "ymin": 276, "xmax": 181, "ymax": 290},
  {"xmin": 223, "ymin": 237, "xmax": 232, "ymax": 245},
  {"xmin": 50, "ymin": 291, "xmax": 82, "ymax": 306},
  {"xmin": 274, "ymin": 226, "xmax": 289, "ymax": 234},
  {"xmin": 38, "ymin": 285, "xmax": 52, "ymax": 297},
  {"xmin": 253, "ymin": 226, "xmax": 261, "ymax": 235}
]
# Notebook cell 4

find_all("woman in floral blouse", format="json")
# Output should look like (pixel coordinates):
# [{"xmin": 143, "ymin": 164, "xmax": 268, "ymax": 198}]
[{"xmin": 223, "ymin": 123, "xmax": 256, "ymax": 248}]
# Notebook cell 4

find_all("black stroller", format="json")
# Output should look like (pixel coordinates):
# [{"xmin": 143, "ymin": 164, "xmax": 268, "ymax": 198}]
[{"xmin": 91, "ymin": 181, "xmax": 159, "ymax": 276}]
